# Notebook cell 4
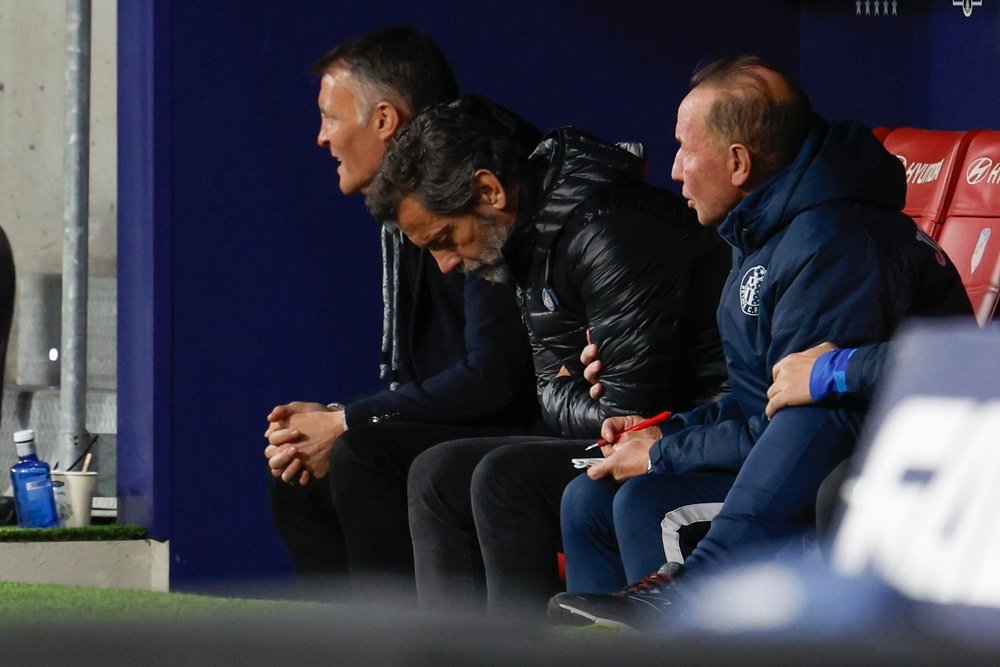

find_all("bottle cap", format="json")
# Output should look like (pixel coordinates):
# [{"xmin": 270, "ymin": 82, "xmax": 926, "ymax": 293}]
[
  {"xmin": 13, "ymin": 429, "xmax": 36, "ymax": 458},
  {"xmin": 13, "ymin": 429, "xmax": 35, "ymax": 443}
]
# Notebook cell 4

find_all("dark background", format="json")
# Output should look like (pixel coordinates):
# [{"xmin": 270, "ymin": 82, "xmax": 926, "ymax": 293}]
[{"xmin": 117, "ymin": 0, "xmax": 1000, "ymax": 589}]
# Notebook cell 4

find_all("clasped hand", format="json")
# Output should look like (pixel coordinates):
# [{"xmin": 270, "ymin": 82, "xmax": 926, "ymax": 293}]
[{"xmin": 263, "ymin": 401, "xmax": 346, "ymax": 485}]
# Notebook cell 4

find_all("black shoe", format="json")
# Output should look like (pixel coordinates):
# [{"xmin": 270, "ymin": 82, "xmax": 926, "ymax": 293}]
[{"xmin": 547, "ymin": 562, "xmax": 685, "ymax": 632}]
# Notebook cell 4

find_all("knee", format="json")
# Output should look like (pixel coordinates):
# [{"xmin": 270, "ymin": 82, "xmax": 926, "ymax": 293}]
[
  {"xmin": 469, "ymin": 446, "xmax": 522, "ymax": 514},
  {"xmin": 266, "ymin": 470, "xmax": 295, "ymax": 515},
  {"xmin": 611, "ymin": 475, "xmax": 658, "ymax": 517},
  {"xmin": 407, "ymin": 441, "xmax": 460, "ymax": 513},
  {"xmin": 611, "ymin": 476, "xmax": 661, "ymax": 535},
  {"xmin": 326, "ymin": 429, "xmax": 371, "ymax": 488},
  {"xmin": 560, "ymin": 474, "xmax": 610, "ymax": 533}
]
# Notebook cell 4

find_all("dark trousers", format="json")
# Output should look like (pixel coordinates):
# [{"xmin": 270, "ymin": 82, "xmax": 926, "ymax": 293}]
[
  {"xmin": 561, "ymin": 471, "xmax": 736, "ymax": 592},
  {"xmin": 268, "ymin": 421, "xmax": 525, "ymax": 601},
  {"xmin": 407, "ymin": 436, "xmax": 589, "ymax": 617}
]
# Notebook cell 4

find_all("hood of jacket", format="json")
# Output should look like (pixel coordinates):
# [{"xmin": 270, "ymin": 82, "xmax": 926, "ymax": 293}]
[
  {"xmin": 502, "ymin": 128, "xmax": 646, "ymax": 277},
  {"xmin": 717, "ymin": 117, "xmax": 907, "ymax": 253}
]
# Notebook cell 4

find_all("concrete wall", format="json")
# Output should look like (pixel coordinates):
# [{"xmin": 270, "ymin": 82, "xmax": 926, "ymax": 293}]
[{"xmin": 0, "ymin": 0, "xmax": 117, "ymax": 381}]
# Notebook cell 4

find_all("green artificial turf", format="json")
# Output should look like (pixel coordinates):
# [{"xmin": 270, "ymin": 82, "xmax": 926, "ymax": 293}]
[
  {"xmin": 0, "ymin": 581, "xmax": 329, "ymax": 622},
  {"xmin": 0, "ymin": 524, "xmax": 148, "ymax": 542}
]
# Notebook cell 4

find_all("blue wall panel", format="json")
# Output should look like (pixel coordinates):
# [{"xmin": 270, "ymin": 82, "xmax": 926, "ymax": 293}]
[
  {"xmin": 120, "ymin": 0, "xmax": 1000, "ymax": 589},
  {"xmin": 117, "ymin": 0, "xmax": 172, "ymax": 536},
  {"xmin": 801, "ymin": 0, "xmax": 1000, "ymax": 130}
]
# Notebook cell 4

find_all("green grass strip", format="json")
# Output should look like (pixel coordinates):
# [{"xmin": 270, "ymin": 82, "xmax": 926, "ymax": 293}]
[{"xmin": 0, "ymin": 581, "xmax": 329, "ymax": 622}]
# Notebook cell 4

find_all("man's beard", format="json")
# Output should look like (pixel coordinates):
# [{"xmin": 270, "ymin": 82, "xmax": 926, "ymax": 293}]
[{"xmin": 461, "ymin": 216, "xmax": 510, "ymax": 284}]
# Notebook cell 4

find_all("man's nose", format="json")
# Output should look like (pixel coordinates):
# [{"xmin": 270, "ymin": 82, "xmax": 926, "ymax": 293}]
[
  {"xmin": 431, "ymin": 250, "xmax": 462, "ymax": 274},
  {"xmin": 670, "ymin": 151, "xmax": 683, "ymax": 182}
]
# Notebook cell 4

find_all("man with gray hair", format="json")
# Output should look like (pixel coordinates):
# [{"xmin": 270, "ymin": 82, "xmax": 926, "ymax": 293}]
[{"xmin": 550, "ymin": 55, "xmax": 970, "ymax": 631}]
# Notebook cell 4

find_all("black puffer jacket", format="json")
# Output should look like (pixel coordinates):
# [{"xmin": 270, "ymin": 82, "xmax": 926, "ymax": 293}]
[{"xmin": 502, "ymin": 128, "xmax": 730, "ymax": 438}]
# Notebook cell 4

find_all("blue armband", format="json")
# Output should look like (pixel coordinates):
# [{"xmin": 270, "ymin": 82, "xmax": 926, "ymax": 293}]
[{"xmin": 809, "ymin": 348, "xmax": 857, "ymax": 401}]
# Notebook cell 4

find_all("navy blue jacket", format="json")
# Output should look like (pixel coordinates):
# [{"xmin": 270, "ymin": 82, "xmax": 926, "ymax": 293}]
[
  {"xmin": 344, "ymin": 239, "xmax": 539, "ymax": 429},
  {"xmin": 651, "ymin": 118, "xmax": 972, "ymax": 473}
]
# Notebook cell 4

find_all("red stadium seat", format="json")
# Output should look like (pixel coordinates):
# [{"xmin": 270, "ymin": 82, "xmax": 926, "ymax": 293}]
[
  {"xmin": 871, "ymin": 126, "xmax": 893, "ymax": 143},
  {"xmin": 882, "ymin": 128, "xmax": 976, "ymax": 239},
  {"xmin": 936, "ymin": 130, "xmax": 1000, "ymax": 326}
]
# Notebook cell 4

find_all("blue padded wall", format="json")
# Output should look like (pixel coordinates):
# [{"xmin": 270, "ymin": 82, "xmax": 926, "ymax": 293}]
[
  {"xmin": 119, "ymin": 0, "xmax": 1000, "ymax": 589},
  {"xmin": 801, "ymin": 0, "xmax": 1000, "ymax": 130}
]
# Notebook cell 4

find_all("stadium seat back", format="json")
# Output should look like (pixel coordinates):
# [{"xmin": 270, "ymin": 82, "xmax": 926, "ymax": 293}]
[
  {"xmin": 871, "ymin": 126, "xmax": 893, "ymax": 143},
  {"xmin": 882, "ymin": 128, "xmax": 974, "ymax": 238},
  {"xmin": 937, "ymin": 130, "xmax": 1000, "ymax": 325}
]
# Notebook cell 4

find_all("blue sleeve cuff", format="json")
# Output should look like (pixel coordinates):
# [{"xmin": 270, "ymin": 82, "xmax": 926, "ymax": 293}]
[{"xmin": 809, "ymin": 348, "xmax": 857, "ymax": 401}]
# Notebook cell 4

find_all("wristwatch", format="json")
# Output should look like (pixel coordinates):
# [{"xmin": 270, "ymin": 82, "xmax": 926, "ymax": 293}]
[{"xmin": 326, "ymin": 402, "xmax": 347, "ymax": 431}]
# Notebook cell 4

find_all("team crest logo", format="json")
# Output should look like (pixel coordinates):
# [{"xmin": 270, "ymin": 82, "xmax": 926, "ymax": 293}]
[
  {"xmin": 971, "ymin": 228, "xmax": 991, "ymax": 275},
  {"xmin": 739, "ymin": 266, "xmax": 767, "ymax": 316},
  {"xmin": 540, "ymin": 288, "xmax": 559, "ymax": 312},
  {"xmin": 952, "ymin": 0, "xmax": 983, "ymax": 18}
]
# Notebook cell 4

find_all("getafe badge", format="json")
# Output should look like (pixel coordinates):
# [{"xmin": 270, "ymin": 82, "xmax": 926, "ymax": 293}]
[
  {"xmin": 541, "ymin": 288, "xmax": 559, "ymax": 312},
  {"xmin": 739, "ymin": 266, "xmax": 767, "ymax": 316}
]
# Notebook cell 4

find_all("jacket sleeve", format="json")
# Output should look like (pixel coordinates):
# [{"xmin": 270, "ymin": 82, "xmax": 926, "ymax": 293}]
[
  {"xmin": 660, "ymin": 217, "xmax": 888, "ymax": 473},
  {"xmin": 649, "ymin": 393, "xmax": 757, "ymax": 473},
  {"xmin": 844, "ymin": 342, "xmax": 889, "ymax": 400},
  {"xmin": 537, "ymin": 209, "xmax": 702, "ymax": 438},
  {"xmin": 344, "ymin": 273, "xmax": 533, "ymax": 427}
]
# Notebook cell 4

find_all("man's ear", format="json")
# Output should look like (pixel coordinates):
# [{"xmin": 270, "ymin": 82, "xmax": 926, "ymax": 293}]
[
  {"xmin": 472, "ymin": 169, "xmax": 508, "ymax": 211},
  {"xmin": 729, "ymin": 143, "xmax": 753, "ymax": 188},
  {"xmin": 372, "ymin": 101, "xmax": 404, "ymax": 141}
]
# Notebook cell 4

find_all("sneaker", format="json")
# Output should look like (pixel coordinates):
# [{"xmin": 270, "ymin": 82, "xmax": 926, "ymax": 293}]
[{"xmin": 547, "ymin": 562, "xmax": 686, "ymax": 632}]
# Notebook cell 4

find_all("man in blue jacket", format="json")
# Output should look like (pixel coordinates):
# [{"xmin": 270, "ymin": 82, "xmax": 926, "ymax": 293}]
[
  {"xmin": 551, "ymin": 56, "xmax": 971, "ymax": 631},
  {"xmin": 263, "ymin": 28, "xmax": 539, "ymax": 600}
]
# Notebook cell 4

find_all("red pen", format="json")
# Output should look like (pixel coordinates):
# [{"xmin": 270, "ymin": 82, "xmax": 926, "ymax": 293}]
[{"xmin": 585, "ymin": 410, "xmax": 673, "ymax": 451}]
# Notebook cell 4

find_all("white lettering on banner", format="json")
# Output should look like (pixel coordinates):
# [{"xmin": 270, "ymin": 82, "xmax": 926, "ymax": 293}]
[
  {"xmin": 833, "ymin": 397, "xmax": 1000, "ymax": 607},
  {"xmin": 966, "ymin": 157, "xmax": 994, "ymax": 185},
  {"xmin": 905, "ymin": 159, "xmax": 943, "ymax": 185},
  {"xmin": 991, "ymin": 163, "xmax": 1000, "ymax": 185}
]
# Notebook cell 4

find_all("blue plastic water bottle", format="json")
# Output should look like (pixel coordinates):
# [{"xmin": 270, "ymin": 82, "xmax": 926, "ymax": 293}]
[{"xmin": 10, "ymin": 429, "xmax": 59, "ymax": 528}]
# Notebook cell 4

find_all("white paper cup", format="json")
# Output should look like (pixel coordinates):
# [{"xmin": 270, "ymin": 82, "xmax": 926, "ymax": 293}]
[{"xmin": 51, "ymin": 471, "xmax": 98, "ymax": 528}]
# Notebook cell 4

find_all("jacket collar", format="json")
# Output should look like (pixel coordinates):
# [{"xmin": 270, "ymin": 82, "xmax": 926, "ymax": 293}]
[
  {"xmin": 502, "ymin": 127, "xmax": 646, "ymax": 279},
  {"xmin": 716, "ymin": 117, "xmax": 826, "ymax": 253}
]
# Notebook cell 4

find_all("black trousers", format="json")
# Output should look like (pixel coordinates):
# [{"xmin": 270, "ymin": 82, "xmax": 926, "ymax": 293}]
[
  {"xmin": 268, "ymin": 421, "xmax": 526, "ymax": 602},
  {"xmin": 407, "ymin": 436, "xmax": 590, "ymax": 617}
]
